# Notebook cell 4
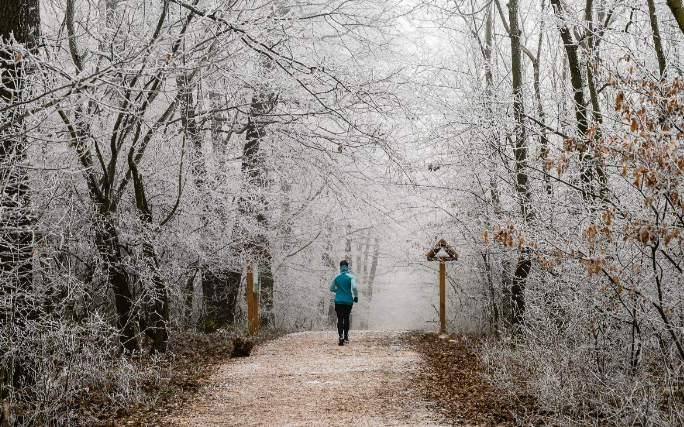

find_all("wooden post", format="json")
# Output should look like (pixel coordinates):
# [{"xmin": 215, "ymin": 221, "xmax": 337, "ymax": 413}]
[
  {"xmin": 247, "ymin": 261, "xmax": 253, "ymax": 334},
  {"xmin": 253, "ymin": 271, "xmax": 259, "ymax": 335},
  {"xmin": 247, "ymin": 261, "xmax": 258, "ymax": 335},
  {"xmin": 427, "ymin": 239, "xmax": 457, "ymax": 335},
  {"xmin": 440, "ymin": 261, "xmax": 446, "ymax": 334},
  {"xmin": 2, "ymin": 399, "xmax": 9, "ymax": 427}
]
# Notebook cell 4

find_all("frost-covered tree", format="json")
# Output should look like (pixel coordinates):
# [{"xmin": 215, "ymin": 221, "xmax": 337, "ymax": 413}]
[{"xmin": 0, "ymin": 0, "xmax": 40, "ymax": 400}]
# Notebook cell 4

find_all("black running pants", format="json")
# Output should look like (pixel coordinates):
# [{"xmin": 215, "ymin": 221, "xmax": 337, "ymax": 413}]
[{"xmin": 335, "ymin": 303, "xmax": 352, "ymax": 337}]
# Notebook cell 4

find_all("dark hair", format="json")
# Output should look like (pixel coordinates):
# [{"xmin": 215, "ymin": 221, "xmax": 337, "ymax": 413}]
[{"xmin": 340, "ymin": 260, "xmax": 348, "ymax": 267}]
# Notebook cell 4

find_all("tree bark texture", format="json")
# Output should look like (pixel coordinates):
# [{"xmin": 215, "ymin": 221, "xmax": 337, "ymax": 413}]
[
  {"xmin": 130, "ymin": 156, "xmax": 169, "ymax": 354},
  {"xmin": 482, "ymin": 4, "xmax": 504, "ymax": 333},
  {"xmin": 0, "ymin": 0, "xmax": 40, "ymax": 298},
  {"xmin": 585, "ymin": 0, "xmax": 603, "ymax": 127},
  {"xmin": 648, "ymin": 0, "xmax": 667, "ymax": 77},
  {"xmin": 322, "ymin": 225, "xmax": 335, "ymax": 324},
  {"xmin": 533, "ymin": 3, "xmax": 552, "ymax": 195},
  {"xmin": 95, "ymin": 218, "xmax": 139, "ymax": 352},
  {"xmin": 0, "ymin": 0, "xmax": 40, "ymax": 392},
  {"xmin": 508, "ymin": 0, "xmax": 532, "ymax": 327},
  {"xmin": 667, "ymin": 0, "xmax": 684, "ymax": 36},
  {"xmin": 63, "ymin": 105, "xmax": 140, "ymax": 352},
  {"xmin": 551, "ymin": 0, "xmax": 607, "ymax": 198}
]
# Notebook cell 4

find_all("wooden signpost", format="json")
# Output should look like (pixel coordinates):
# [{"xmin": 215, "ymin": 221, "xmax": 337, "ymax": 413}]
[
  {"xmin": 426, "ymin": 239, "xmax": 458, "ymax": 334},
  {"xmin": 247, "ymin": 261, "xmax": 259, "ymax": 335}
]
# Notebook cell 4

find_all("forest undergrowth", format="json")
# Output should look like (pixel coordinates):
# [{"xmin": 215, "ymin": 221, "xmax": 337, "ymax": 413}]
[
  {"xmin": 408, "ymin": 331, "xmax": 543, "ymax": 426},
  {"xmin": 66, "ymin": 329, "xmax": 283, "ymax": 427}
]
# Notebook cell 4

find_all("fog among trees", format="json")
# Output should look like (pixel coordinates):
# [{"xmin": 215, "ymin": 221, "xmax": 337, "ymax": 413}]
[{"xmin": 1, "ymin": 0, "xmax": 684, "ymax": 424}]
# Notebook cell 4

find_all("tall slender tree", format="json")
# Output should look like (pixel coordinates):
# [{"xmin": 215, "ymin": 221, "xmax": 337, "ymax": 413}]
[
  {"xmin": 508, "ymin": 0, "xmax": 532, "ymax": 327},
  {"xmin": 0, "ymin": 0, "xmax": 40, "ymax": 392},
  {"xmin": 550, "ymin": 0, "xmax": 607, "ymax": 199},
  {"xmin": 647, "ymin": 0, "xmax": 667, "ymax": 77}
]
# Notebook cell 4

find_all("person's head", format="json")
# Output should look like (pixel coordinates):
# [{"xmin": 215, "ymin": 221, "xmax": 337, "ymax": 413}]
[{"xmin": 340, "ymin": 260, "xmax": 349, "ymax": 270}]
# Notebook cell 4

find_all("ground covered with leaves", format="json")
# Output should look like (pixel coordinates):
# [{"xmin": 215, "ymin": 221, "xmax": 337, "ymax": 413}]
[
  {"xmin": 407, "ymin": 331, "xmax": 539, "ymax": 426},
  {"xmin": 76, "ymin": 330, "xmax": 540, "ymax": 426},
  {"xmin": 72, "ymin": 329, "xmax": 283, "ymax": 426}
]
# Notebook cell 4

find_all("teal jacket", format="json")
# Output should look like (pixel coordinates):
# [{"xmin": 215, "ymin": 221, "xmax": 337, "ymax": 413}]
[{"xmin": 329, "ymin": 265, "xmax": 358, "ymax": 306}]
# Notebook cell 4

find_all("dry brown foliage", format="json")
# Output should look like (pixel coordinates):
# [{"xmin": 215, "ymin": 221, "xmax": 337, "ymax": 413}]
[
  {"xmin": 407, "ymin": 331, "xmax": 539, "ymax": 426},
  {"xmin": 72, "ymin": 329, "xmax": 284, "ymax": 426}
]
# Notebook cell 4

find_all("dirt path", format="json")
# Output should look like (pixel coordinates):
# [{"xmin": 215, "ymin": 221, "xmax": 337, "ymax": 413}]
[{"xmin": 166, "ymin": 330, "xmax": 446, "ymax": 426}]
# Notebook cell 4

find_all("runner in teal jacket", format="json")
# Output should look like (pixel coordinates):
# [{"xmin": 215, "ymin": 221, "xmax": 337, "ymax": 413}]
[{"xmin": 329, "ymin": 260, "xmax": 359, "ymax": 346}]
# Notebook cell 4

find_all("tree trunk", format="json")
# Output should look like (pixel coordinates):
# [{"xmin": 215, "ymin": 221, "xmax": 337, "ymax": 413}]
[
  {"xmin": 0, "ymin": 0, "xmax": 40, "ymax": 392},
  {"xmin": 178, "ymin": 75, "xmax": 204, "ymax": 329},
  {"xmin": 177, "ymin": 70, "xmax": 241, "ymax": 331},
  {"xmin": 65, "ymin": 105, "xmax": 141, "ymax": 353},
  {"xmin": 199, "ymin": 269, "xmax": 240, "ymax": 331},
  {"xmin": 483, "ymin": 251, "xmax": 500, "ymax": 337},
  {"xmin": 551, "ymin": 0, "xmax": 607, "ymax": 198},
  {"xmin": 585, "ymin": 0, "xmax": 603, "ymax": 127},
  {"xmin": 0, "ymin": 2, "xmax": 39, "ymax": 282},
  {"xmin": 280, "ymin": 180, "xmax": 294, "ymax": 252},
  {"xmin": 95, "ymin": 217, "xmax": 139, "ymax": 352},
  {"xmin": 508, "ymin": 0, "xmax": 532, "ymax": 327},
  {"xmin": 130, "ymin": 157, "xmax": 169, "ymax": 354},
  {"xmin": 533, "ymin": 3, "xmax": 552, "ymax": 195},
  {"xmin": 322, "ymin": 224, "xmax": 335, "ymax": 324},
  {"xmin": 367, "ymin": 237, "xmax": 379, "ymax": 300},
  {"xmin": 142, "ymin": 242, "xmax": 169, "ymax": 354},
  {"xmin": 667, "ymin": 0, "xmax": 684, "ymax": 36},
  {"xmin": 229, "ymin": 79, "xmax": 279, "ymax": 327},
  {"xmin": 345, "ymin": 224, "xmax": 352, "ymax": 262},
  {"xmin": 184, "ymin": 269, "xmax": 197, "ymax": 329},
  {"xmin": 483, "ymin": 2, "xmax": 505, "ymax": 333},
  {"xmin": 62, "ymin": 0, "xmax": 143, "ymax": 353},
  {"xmin": 648, "ymin": 0, "xmax": 667, "ymax": 77}
]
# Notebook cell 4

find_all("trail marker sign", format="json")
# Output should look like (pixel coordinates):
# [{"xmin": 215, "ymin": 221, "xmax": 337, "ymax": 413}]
[{"xmin": 426, "ymin": 239, "xmax": 458, "ymax": 334}]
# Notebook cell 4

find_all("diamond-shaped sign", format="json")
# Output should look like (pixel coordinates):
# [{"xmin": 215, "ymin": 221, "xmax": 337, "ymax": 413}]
[{"xmin": 426, "ymin": 239, "xmax": 458, "ymax": 261}]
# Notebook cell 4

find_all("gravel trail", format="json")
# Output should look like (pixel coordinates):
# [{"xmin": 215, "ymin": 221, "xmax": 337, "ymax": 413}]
[{"xmin": 167, "ymin": 330, "xmax": 446, "ymax": 426}]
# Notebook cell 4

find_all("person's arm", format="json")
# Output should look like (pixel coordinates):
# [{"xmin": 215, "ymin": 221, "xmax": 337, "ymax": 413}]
[
  {"xmin": 351, "ymin": 276, "xmax": 359, "ymax": 298},
  {"xmin": 329, "ymin": 277, "xmax": 336, "ymax": 292}
]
